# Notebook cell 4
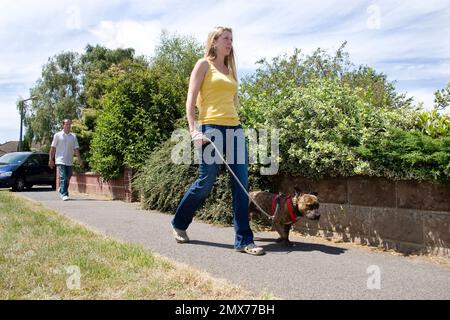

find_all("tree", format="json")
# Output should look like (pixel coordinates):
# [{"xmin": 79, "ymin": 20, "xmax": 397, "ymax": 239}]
[
  {"xmin": 341, "ymin": 65, "xmax": 413, "ymax": 109},
  {"xmin": 81, "ymin": 44, "xmax": 140, "ymax": 110},
  {"xmin": 23, "ymin": 45, "xmax": 139, "ymax": 153},
  {"xmin": 434, "ymin": 82, "xmax": 450, "ymax": 111},
  {"xmin": 21, "ymin": 128, "xmax": 33, "ymax": 152},
  {"xmin": 26, "ymin": 52, "xmax": 82, "ymax": 146},
  {"xmin": 240, "ymin": 42, "xmax": 413, "ymax": 112},
  {"xmin": 240, "ymin": 43, "xmax": 351, "ymax": 101},
  {"xmin": 149, "ymin": 31, "xmax": 203, "ymax": 116}
]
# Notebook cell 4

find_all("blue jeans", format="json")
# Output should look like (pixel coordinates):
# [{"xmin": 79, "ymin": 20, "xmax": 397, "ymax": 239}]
[
  {"xmin": 172, "ymin": 124, "xmax": 254, "ymax": 249},
  {"xmin": 58, "ymin": 165, "xmax": 73, "ymax": 197}
]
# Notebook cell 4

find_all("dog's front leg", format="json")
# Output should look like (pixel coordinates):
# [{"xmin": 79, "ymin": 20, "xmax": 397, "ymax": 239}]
[
  {"xmin": 274, "ymin": 223, "xmax": 292, "ymax": 246},
  {"xmin": 282, "ymin": 224, "xmax": 293, "ymax": 246}
]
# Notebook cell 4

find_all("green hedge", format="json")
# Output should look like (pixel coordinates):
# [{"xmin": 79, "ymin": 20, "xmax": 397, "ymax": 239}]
[
  {"xmin": 355, "ymin": 127, "xmax": 450, "ymax": 183},
  {"xmin": 89, "ymin": 62, "xmax": 181, "ymax": 180},
  {"xmin": 133, "ymin": 138, "xmax": 273, "ymax": 225},
  {"xmin": 240, "ymin": 78, "xmax": 432, "ymax": 180}
]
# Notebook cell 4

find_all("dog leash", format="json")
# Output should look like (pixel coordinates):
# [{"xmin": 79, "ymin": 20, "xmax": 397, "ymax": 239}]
[{"xmin": 192, "ymin": 134, "xmax": 275, "ymax": 221}]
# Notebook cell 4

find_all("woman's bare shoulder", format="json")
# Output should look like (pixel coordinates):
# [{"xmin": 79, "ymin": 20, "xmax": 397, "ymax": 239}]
[
  {"xmin": 195, "ymin": 58, "xmax": 210, "ymax": 70},
  {"xmin": 192, "ymin": 58, "xmax": 209, "ymax": 78}
]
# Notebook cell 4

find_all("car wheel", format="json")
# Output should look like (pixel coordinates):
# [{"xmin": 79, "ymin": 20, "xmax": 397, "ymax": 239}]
[{"xmin": 12, "ymin": 178, "xmax": 26, "ymax": 192}]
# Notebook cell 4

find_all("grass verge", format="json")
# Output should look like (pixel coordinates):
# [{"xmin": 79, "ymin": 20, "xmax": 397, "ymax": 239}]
[{"xmin": 0, "ymin": 191, "xmax": 273, "ymax": 300}]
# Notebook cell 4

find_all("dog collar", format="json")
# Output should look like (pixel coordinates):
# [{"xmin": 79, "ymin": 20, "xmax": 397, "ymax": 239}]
[{"xmin": 291, "ymin": 196, "xmax": 301, "ymax": 217}]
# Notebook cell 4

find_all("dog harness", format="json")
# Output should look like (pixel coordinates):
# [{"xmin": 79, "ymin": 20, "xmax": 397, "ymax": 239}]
[
  {"xmin": 271, "ymin": 193, "xmax": 281, "ymax": 219},
  {"xmin": 271, "ymin": 193, "xmax": 298, "ymax": 224},
  {"xmin": 285, "ymin": 195, "xmax": 298, "ymax": 224}
]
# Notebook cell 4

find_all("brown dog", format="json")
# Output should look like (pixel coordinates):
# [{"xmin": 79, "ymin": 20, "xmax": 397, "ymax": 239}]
[{"xmin": 248, "ymin": 189, "xmax": 320, "ymax": 245}]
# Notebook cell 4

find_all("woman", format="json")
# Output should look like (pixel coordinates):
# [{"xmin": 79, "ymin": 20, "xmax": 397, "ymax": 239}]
[{"xmin": 171, "ymin": 26, "xmax": 264, "ymax": 256}]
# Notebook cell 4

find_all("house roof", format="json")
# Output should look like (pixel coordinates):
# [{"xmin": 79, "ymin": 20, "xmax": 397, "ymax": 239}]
[{"xmin": 0, "ymin": 141, "xmax": 19, "ymax": 155}]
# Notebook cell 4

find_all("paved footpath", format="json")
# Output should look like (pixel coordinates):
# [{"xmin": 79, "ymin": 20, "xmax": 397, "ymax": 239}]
[{"xmin": 17, "ymin": 189, "xmax": 450, "ymax": 300}]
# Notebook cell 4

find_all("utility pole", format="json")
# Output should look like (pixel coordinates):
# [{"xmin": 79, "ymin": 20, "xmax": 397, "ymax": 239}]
[{"xmin": 17, "ymin": 96, "xmax": 36, "ymax": 152}]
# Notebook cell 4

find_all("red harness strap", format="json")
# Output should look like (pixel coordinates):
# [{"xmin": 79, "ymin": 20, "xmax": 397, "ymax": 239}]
[
  {"xmin": 271, "ymin": 194, "xmax": 279, "ymax": 217},
  {"xmin": 272, "ymin": 194, "xmax": 297, "ymax": 224},
  {"xmin": 285, "ymin": 195, "xmax": 297, "ymax": 224}
]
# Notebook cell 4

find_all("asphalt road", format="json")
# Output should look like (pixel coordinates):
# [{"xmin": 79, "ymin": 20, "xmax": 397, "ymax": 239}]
[{"xmin": 13, "ymin": 188, "xmax": 450, "ymax": 300}]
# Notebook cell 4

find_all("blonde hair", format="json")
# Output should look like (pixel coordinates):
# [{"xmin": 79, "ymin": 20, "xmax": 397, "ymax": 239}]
[{"xmin": 204, "ymin": 26, "xmax": 239, "ymax": 107}]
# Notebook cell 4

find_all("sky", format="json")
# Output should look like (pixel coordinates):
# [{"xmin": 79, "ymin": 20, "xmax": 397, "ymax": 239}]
[{"xmin": 1, "ymin": 0, "xmax": 449, "ymax": 143}]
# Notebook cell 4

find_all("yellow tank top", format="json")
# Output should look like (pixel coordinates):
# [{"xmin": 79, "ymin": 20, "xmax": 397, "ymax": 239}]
[{"xmin": 196, "ymin": 60, "xmax": 240, "ymax": 126}]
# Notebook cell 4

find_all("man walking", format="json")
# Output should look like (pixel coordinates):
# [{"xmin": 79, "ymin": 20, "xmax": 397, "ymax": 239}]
[{"xmin": 48, "ymin": 119, "xmax": 82, "ymax": 201}]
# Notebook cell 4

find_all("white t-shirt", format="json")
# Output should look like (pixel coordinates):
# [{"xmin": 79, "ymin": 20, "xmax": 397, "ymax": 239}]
[{"xmin": 51, "ymin": 131, "xmax": 79, "ymax": 166}]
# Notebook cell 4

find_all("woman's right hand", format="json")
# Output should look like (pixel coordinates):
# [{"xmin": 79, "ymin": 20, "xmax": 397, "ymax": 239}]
[{"xmin": 190, "ymin": 130, "xmax": 209, "ymax": 147}]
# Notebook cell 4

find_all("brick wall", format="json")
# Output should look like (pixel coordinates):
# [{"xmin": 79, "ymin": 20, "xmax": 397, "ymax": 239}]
[
  {"xmin": 59, "ymin": 168, "xmax": 137, "ymax": 202},
  {"xmin": 275, "ymin": 176, "xmax": 450, "ymax": 256}
]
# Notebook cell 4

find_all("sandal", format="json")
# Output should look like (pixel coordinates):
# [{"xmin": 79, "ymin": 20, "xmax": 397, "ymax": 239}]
[{"xmin": 236, "ymin": 243, "xmax": 265, "ymax": 256}]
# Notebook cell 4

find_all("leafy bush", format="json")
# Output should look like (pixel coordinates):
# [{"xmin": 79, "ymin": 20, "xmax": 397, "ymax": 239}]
[
  {"xmin": 133, "ymin": 138, "xmax": 273, "ymax": 224},
  {"xmin": 416, "ymin": 107, "xmax": 450, "ymax": 138},
  {"xmin": 90, "ymin": 61, "xmax": 181, "ymax": 179},
  {"xmin": 355, "ymin": 127, "xmax": 450, "ymax": 182},
  {"xmin": 89, "ymin": 33, "xmax": 203, "ymax": 179},
  {"xmin": 240, "ymin": 43, "xmax": 413, "ymax": 112},
  {"xmin": 239, "ymin": 47, "xmax": 450, "ymax": 183},
  {"xmin": 241, "ymin": 77, "xmax": 418, "ymax": 179}
]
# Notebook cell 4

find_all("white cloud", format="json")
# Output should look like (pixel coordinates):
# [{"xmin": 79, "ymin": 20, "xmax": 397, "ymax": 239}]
[
  {"xmin": 0, "ymin": 102, "xmax": 20, "ymax": 130},
  {"xmin": 387, "ymin": 62, "xmax": 450, "ymax": 82},
  {"xmin": 0, "ymin": 99, "xmax": 22, "ymax": 143},
  {"xmin": 89, "ymin": 20, "xmax": 162, "ymax": 56},
  {"xmin": 406, "ymin": 89, "xmax": 436, "ymax": 109}
]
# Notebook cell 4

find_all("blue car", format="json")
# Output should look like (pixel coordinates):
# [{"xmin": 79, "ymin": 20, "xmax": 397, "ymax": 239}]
[{"xmin": 0, "ymin": 152, "xmax": 56, "ymax": 191}]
